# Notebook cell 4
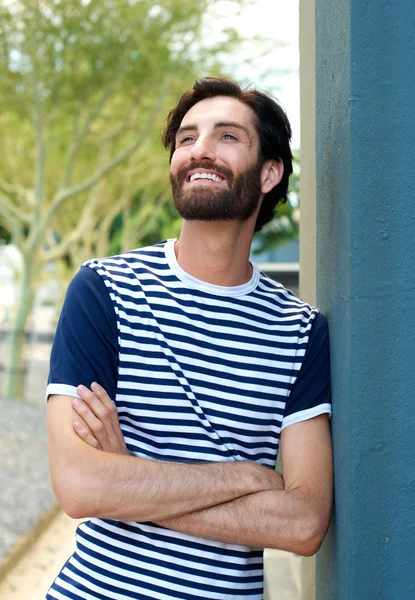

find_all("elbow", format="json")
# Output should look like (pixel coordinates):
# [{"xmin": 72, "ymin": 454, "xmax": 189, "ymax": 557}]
[
  {"xmin": 266, "ymin": 510, "xmax": 330, "ymax": 555},
  {"xmin": 61, "ymin": 501, "xmax": 88, "ymax": 520},
  {"xmin": 60, "ymin": 495, "xmax": 93, "ymax": 520},
  {"xmin": 293, "ymin": 538, "xmax": 322, "ymax": 558},
  {"xmin": 51, "ymin": 469, "xmax": 98, "ymax": 520},
  {"xmin": 291, "ymin": 515, "xmax": 331, "ymax": 557}
]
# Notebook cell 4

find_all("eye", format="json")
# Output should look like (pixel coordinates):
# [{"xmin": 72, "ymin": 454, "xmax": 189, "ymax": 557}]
[
  {"xmin": 178, "ymin": 135, "xmax": 195, "ymax": 145},
  {"xmin": 221, "ymin": 132, "xmax": 237, "ymax": 141}
]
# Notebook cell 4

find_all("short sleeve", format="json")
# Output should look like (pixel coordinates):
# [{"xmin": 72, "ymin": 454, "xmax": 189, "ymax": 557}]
[
  {"xmin": 281, "ymin": 312, "xmax": 332, "ymax": 430},
  {"xmin": 46, "ymin": 266, "xmax": 119, "ymax": 401}
]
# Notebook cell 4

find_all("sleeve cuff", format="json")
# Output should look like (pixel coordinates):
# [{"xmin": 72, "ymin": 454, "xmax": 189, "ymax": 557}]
[
  {"xmin": 281, "ymin": 403, "xmax": 332, "ymax": 431},
  {"xmin": 45, "ymin": 383, "xmax": 81, "ymax": 402}
]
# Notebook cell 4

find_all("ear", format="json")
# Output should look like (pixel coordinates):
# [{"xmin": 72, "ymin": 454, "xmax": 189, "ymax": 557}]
[{"xmin": 260, "ymin": 159, "xmax": 284, "ymax": 194}]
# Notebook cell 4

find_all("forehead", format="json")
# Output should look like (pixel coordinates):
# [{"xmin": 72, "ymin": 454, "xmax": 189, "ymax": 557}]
[{"xmin": 179, "ymin": 96, "xmax": 258, "ymax": 134}]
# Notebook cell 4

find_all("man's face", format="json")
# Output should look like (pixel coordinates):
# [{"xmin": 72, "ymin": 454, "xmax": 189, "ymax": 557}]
[{"xmin": 169, "ymin": 96, "xmax": 264, "ymax": 222}]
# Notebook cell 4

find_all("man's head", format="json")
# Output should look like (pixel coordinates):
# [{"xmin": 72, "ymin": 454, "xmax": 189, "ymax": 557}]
[{"xmin": 163, "ymin": 77, "xmax": 293, "ymax": 232}]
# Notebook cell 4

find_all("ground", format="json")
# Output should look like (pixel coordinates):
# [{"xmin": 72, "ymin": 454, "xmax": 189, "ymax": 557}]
[{"xmin": 0, "ymin": 510, "xmax": 302, "ymax": 599}]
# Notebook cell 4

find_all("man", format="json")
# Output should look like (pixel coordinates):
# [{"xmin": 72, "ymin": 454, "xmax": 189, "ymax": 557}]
[{"xmin": 46, "ymin": 77, "xmax": 333, "ymax": 600}]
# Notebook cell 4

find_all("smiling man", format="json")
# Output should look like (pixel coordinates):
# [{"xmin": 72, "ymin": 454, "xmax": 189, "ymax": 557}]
[
  {"xmin": 170, "ymin": 99, "xmax": 265, "ymax": 225},
  {"xmin": 46, "ymin": 78, "xmax": 333, "ymax": 600}
]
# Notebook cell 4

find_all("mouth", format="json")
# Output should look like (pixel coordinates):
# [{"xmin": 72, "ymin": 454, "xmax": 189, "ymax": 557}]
[{"xmin": 185, "ymin": 170, "xmax": 226, "ymax": 185}]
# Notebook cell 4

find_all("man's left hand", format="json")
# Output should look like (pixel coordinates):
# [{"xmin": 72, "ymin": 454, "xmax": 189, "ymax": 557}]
[{"xmin": 72, "ymin": 383, "xmax": 129, "ymax": 456}]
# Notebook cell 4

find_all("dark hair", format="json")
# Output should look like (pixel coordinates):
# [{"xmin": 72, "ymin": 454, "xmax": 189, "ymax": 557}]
[{"xmin": 162, "ymin": 77, "xmax": 293, "ymax": 232}]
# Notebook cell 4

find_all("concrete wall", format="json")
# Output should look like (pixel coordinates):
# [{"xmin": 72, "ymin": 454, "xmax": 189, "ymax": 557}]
[
  {"xmin": 315, "ymin": 0, "xmax": 415, "ymax": 598},
  {"xmin": 299, "ymin": 0, "xmax": 317, "ymax": 597},
  {"xmin": 299, "ymin": 0, "xmax": 316, "ymax": 309}
]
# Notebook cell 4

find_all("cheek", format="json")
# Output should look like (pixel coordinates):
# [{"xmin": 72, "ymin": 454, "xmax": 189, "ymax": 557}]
[
  {"xmin": 170, "ymin": 154, "xmax": 179, "ymax": 174},
  {"xmin": 170, "ymin": 149, "xmax": 187, "ymax": 176},
  {"xmin": 221, "ymin": 146, "xmax": 251, "ymax": 169}
]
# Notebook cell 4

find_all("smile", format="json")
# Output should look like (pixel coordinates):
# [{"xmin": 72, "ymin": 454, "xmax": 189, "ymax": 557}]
[{"xmin": 186, "ymin": 170, "xmax": 226, "ymax": 184}]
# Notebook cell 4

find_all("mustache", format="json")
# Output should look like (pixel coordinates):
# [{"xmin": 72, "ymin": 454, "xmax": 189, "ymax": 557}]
[{"xmin": 175, "ymin": 161, "xmax": 234, "ymax": 183}]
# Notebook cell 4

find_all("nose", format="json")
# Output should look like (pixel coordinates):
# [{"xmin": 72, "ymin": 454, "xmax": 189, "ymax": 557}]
[{"xmin": 189, "ymin": 135, "xmax": 216, "ymax": 162}]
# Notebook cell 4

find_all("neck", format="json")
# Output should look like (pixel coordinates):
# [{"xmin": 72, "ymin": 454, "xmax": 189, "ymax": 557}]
[{"xmin": 175, "ymin": 220, "xmax": 255, "ymax": 287}]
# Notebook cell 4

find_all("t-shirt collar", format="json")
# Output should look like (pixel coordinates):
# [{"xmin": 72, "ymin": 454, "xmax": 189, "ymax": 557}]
[{"xmin": 164, "ymin": 238, "xmax": 259, "ymax": 297}]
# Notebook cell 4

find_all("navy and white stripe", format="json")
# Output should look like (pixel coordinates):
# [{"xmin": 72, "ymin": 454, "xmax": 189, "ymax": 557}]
[{"xmin": 46, "ymin": 239, "xmax": 331, "ymax": 599}]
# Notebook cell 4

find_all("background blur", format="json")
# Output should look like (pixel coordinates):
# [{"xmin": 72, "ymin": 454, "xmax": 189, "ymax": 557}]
[
  {"xmin": 0, "ymin": 3, "xmax": 302, "ymax": 597},
  {"xmin": 0, "ymin": 0, "xmax": 301, "ymax": 403}
]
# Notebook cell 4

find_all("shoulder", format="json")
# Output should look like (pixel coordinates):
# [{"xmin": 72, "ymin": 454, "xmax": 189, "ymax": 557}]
[
  {"xmin": 66, "ymin": 265, "xmax": 112, "ymax": 305},
  {"xmin": 256, "ymin": 270, "xmax": 320, "ymax": 322},
  {"xmin": 308, "ymin": 311, "xmax": 329, "ymax": 339},
  {"xmin": 281, "ymin": 309, "xmax": 331, "ymax": 429},
  {"xmin": 82, "ymin": 242, "xmax": 169, "ymax": 272},
  {"xmin": 78, "ymin": 244, "xmax": 170, "ymax": 298},
  {"xmin": 61, "ymin": 266, "xmax": 118, "ymax": 332}
]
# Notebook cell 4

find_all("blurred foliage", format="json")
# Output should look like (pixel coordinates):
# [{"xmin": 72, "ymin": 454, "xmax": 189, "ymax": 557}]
[
  {"xmin": 107, "ymin": 189, "xmax": 182, "ymax": 256},
  {"xmin": 0, "ymin": 225, "xmax": 12, "ymax": 244},
  {"xmin": 0, "ymin": 0, "xmax": 251, "ymax": 255},
  {"xmin": 0, "ymin": 0, "xmax": 256, "ymax": 398},
  {"xmin": 253, "ymin": 150, "xmax": 300, "ymax": 255},
  {"xmin": 0, "ymin": 0, "xmax": 298, "ymax": 267}
]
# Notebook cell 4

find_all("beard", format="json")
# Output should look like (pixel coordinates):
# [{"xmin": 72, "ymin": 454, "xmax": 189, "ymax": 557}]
[{"xmin": 170, "ymin": 160, "xmax": 263, "ymax": 222}]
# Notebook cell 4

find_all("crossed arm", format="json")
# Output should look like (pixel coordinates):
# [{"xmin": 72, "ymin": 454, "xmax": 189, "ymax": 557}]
[{"xmin": 47, "ymin": 384, "xmax": 333, "ymax": 556}]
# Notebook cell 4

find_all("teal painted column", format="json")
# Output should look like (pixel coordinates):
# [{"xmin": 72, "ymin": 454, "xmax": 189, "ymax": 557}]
[{"xmin": 315, "ymin": 1, "xmax": 415, "ymax": 598}]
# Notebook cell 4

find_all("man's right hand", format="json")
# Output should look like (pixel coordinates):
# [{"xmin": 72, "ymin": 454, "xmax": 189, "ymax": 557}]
[{"xmin": 72, "ymin": 382, "xmax": 129, "ymax": 456}]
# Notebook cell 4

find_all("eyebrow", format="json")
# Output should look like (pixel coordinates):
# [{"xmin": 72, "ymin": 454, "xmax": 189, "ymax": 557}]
[{"xmin": 176, "ymin": 121, "xmax": 251, "ymax": 139}]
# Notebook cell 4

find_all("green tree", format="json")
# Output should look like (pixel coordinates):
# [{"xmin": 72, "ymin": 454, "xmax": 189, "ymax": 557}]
[
  {"xmin": 0, "ymin": 0, "xmax": 248, "ymax": 399},
  {"xmin": 252, "ymin": 150, "xmax": 300, "ymax": 255}
]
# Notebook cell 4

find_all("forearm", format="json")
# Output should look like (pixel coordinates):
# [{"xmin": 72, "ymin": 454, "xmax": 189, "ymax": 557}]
[
  {"xmin": 52, "ymin": 441, "xmax": 280, "ymax": 522},
  {"xmin": 64, "ymin": 387, "xmax": 333, "ymax": 554},
  {"xmin": 49, "ymin": 395, "xmax": 282, "ymax": 522},
  {"xmin": 92, "ymin": 456, "xmax": 268, "ymax": 521},
  {"xmin": 156, "ymin": 486, "xmax": 326, "ymax": 556}
]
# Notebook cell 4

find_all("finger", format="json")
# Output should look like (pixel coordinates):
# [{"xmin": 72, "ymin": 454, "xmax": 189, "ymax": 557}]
[
  {"xmin": 73, "ymin": 398, "xmax": 127, "ymax": 455},
  {"xmin": 72, "ymin": 398, "xmax": 109, "ymax": 445},
  {"xmin": 91, "ymin": 383, "xmax": 122, "ymax": 437},
  {"xmin": 77, "ymin": 385, "xmax": 113, "ymax": 422},
  {"xmin": 87, "ymin": 383, "xmax": 120, "ymax": 435},
  {"xmin": 77, "ymin": 385, "xmax": 121, "ymax": 444},
  {"xmin": 73, "ymin": 420, "xmax": 100, "ymax": 449},
  {"xmin": 70, "ymin": 404, "xmax": 94, "ymax": 437},
  {"xmin": 90, "ymin": 382, "xmax": 116, "ymax": 412}
]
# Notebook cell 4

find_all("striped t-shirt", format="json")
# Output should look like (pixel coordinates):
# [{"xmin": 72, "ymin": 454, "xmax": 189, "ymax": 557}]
[{"xmin": 46, "ymin": 239, "xmax": 331, "ymax": 600}]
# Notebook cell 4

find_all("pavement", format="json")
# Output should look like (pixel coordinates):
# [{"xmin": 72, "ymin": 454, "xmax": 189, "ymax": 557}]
[
  {"xmin": 0, "ymin": 511, "xmax": 80, "ymax": 599},
  {"xmin": 0, "ymin": 342, "xmax": 302, "ymax": 599},
  {"xmin": 0, "ymin": 398, "xmax": 56, "ymax": 565},
  {"xmin": 0, "ymin": 511, "xmax": 301, "ymax": 599}
]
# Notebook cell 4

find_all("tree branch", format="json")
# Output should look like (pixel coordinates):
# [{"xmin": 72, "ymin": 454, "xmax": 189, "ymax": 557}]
[
  {"xmin": 99, "ymin": 193, "xmax": 131, "ymax": 234},
  {"xmin": 102, "ymin": 102, "xmax": 137, "ymax": 143},
  {"xmin": 61, "ymin": 54, "xmax": 128, "ymax": 188},
  {"xmin": 24, "ymin": 2, "xmax": 46, "ymax": 255},
  {"xmin": 92, "ymin": 193, "xmax": 132, "ymax": 258},
  {"xmin": 0, "ymin": 194, "xmax": 25, "ymax": 245},
  {"xmin": 0, "ymin": 191, "xmax": 31, "ymax": 224},
  {"xmin": 135, "ymin": 193, "xmax": 168, "ymax": 240},
  {"xmin": 42, "ymin": 148, "xmax": 110, "ymax": 263},
  {"xmin": 0, "ymin": 179, "xmax": 33, "ymax": 207},
  {"xmin": 44, "ymin": 80, "xmax": 169, "ymax": 234}
]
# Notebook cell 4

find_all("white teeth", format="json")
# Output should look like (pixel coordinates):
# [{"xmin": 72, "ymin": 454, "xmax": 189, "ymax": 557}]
[{"xmin": 189, "ymin": 172, "xmax": 223, "ymax": 182}]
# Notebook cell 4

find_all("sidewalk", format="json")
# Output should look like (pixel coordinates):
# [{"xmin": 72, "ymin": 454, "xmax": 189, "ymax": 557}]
[
  {"xmin": 265, "ymin": 549, "xmax": 302, "ymax": 599},
  {"xmin": 0, "ymin": 511, "xmax": 79, "ymax": 599},
  {"xmin": 0, "ymin": 510, "xmax": 301, "ymax": 599},
  {"xmin": 0, "ymin": 398, "xmax": 56, "ymax": 566}
]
